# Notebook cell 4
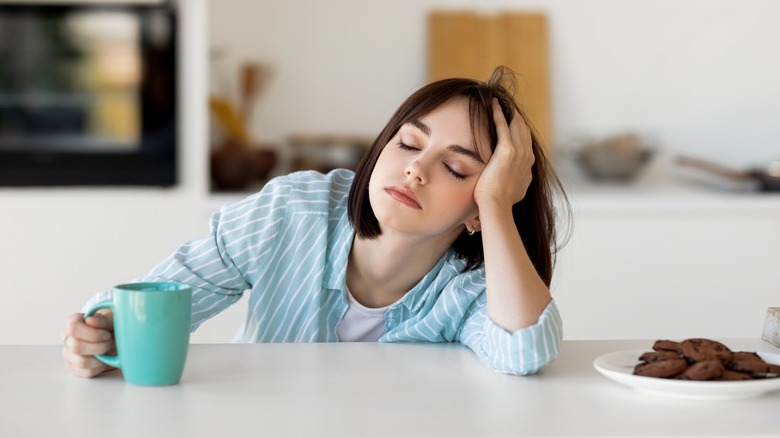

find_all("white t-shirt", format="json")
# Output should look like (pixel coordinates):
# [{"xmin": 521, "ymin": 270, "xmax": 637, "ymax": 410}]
[{"xmin": 336, "ymin": 287, "xmax": 390, "ymax": 342}]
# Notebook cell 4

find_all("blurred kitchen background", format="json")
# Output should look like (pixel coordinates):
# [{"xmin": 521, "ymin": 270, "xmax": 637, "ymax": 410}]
[
  {"xmin": 1, "ymin": 0, "xmax": 778, "ymax": 345},
  {"xmin": 207, "ymin": 0, "xmax": 780, "ymax": 194}
]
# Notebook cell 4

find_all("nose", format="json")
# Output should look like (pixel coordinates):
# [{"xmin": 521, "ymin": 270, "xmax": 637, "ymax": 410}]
[{"xmin": 404, "ymin": 159, "xmax": 427, "ymax": 184}]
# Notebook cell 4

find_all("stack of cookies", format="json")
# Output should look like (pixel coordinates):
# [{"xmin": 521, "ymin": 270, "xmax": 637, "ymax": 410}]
[{"xmin": 633, "ymin": 338, "xmax": 780, "ymax": 381}]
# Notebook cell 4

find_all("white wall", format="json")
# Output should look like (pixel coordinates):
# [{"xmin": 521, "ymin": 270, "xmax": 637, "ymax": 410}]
[
  {"xmin": 0, "ymin": 1, "xmax": 244, "ymax": 345},
  {"xmin": 2, "ymin": 0, "xmax": 778, "ymax": 345},
  {"xmin": 211, "ymin": 0, "xmax": 780, "ymax": 168}
]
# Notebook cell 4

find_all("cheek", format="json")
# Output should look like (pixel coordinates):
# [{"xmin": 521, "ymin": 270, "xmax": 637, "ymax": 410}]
[
  {"xmin": 432, "ymin": 182, "xmax": 479, "ymax": 217},
  {"xmin": 368, "ymin": 159, "xmax": 387, "ymax": 193},
  {"xmin": 371, "ymin": 147, "xmax": 395, "ymax": 175},
  {"xmin": 367, "ymin": 158, "xmax": 393, "ymax": 207},
  {"xmin": 458, "ymin": 179, "xmax": 481, "ymax": 211}
]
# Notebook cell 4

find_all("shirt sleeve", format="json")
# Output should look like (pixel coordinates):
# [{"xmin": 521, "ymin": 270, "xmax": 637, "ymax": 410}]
[
  {"xmin": 82, "ymin": 175, "xmax": 294, "ymax": 332},
  {"xmin": 456, "ymin": 294, "xmax": 563, "ymax": 376}
]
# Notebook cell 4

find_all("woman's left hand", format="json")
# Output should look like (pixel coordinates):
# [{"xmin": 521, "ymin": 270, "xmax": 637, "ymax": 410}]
[{"xmin": 473, "ymin": 98, "xmax": 535, "ymax": 209}]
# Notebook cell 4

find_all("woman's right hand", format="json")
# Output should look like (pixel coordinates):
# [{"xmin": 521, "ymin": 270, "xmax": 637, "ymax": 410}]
[{"xmin": 62, "ymin": 309, "xmax": 116, "ymax": 378}]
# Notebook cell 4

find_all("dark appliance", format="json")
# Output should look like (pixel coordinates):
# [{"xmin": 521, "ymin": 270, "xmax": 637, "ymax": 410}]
[{"xmin": 0, "ymin": 1, "xmax": 177, "ymax": 186}]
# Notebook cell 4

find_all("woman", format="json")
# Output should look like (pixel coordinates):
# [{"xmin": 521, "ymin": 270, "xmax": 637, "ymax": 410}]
[{"xmin": 62, "ymin": 66, "xmax": 569, "ymax": 377}]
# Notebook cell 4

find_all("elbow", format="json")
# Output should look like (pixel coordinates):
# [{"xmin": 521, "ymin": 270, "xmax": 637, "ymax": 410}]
[
  {"xmin": 496, "ymin": 347, "xmax": 560, "ymax": 376},
  {"xmin": 475, "ymin": 326, "xmax": 562, "ymax": 376},
  {"xmin": 481, "ymin": 308, "xmax": 563, "ymax": 375}
]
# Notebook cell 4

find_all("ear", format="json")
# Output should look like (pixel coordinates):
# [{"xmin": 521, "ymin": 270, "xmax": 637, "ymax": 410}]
[{"xmin": 465, "ymin": 215, "xmax": 481, "ymax": 233}]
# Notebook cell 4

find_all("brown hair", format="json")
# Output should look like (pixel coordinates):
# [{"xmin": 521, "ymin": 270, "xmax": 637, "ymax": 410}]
[{"xmin": 347, "ymin": 66, "xmax": 569, "ymax": 286}]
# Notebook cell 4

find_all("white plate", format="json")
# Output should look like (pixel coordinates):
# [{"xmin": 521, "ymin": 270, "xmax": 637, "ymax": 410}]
[{"xmin": 593, "ymin": 349, "xmax": 780, "ymax": 400}]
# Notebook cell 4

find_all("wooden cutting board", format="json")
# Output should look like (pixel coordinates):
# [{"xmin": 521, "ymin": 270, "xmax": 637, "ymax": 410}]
[{"xmin": 427, "ymin": 12, "xmax": 552, "ymax": 156}]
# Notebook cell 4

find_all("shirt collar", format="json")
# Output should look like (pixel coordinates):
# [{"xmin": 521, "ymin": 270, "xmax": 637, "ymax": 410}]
[{"xmin": 395, "ymin": 249, "xmax": 454, "ymax": 313}]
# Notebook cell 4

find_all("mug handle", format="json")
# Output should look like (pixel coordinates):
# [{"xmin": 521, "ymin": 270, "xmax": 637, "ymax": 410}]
[{"xmin": 83, "ymin": 302, "xmax": 121, "ymax": 369}]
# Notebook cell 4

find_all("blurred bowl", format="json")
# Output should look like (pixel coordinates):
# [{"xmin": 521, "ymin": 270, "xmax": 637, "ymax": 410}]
[{"xmin": 576, "ymin": 134, "xmax": 654, "ymax": 181}]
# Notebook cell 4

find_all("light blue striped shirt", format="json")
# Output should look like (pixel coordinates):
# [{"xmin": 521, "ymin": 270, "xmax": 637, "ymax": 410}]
[{"xmin": 87, "ymin": 169, "xmax": 562, "ymax": 375}]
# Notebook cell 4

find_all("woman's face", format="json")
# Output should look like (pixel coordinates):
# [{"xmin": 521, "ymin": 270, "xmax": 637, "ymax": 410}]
[{"xmin": 368, "ymin": 96, "xmax": 492, "ymax": 239}]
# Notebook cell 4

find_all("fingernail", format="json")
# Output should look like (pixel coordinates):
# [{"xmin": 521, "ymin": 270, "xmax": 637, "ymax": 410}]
[{"xmin": 102, "ymin": 332, "xmax": 112, "ymax": 341}]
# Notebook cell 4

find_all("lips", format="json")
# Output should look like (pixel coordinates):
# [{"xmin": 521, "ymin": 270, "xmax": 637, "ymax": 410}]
[{"xmin": 385, "ymin": 185, "xmax": 422, "ymax": 209}]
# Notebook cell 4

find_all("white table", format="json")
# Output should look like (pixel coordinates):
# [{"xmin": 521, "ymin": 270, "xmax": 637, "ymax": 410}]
[{"xmin": 2, "ymin": 340, "xmax": 779, "ymax": 437}]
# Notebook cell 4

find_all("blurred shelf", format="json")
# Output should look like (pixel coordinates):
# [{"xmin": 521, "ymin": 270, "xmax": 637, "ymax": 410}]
[
  {"xmin": 564, "ymin": 180, "xmax": 780, "ymax": 213},
  {"xmin": 557, "ymin": 154, "xmax": 780, "ymax": 214}
]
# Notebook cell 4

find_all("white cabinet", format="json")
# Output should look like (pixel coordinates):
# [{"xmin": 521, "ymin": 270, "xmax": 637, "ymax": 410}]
[{"xmin": 553, "ymin": 184, "xmax": 780, "ymax": 340}]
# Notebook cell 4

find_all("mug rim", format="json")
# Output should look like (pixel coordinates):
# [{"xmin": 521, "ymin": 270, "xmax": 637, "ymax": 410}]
[{"xmin": 114, "ymin": 282, "xmax": 191, "ymax": 292}]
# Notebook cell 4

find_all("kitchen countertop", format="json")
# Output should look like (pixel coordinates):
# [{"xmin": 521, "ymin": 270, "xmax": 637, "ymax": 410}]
[{"xmin": 2, "ymin": 340, "xmax": 779, "ymax": 437}]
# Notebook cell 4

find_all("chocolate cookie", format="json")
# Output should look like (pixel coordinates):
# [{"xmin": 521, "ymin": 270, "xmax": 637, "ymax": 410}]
[
  {"xmin": 728, "ymin": 359, "xmax": 780, "ymax": 376},
  {"xmin": 718, "ymin": 370, "xmax": 753, "ymax": 381},
  {"xmin": 634, "ymin": 338, "xmax": 777, "ymax": 381},
  {"xmin": 680, "ymin": 338, "xmax": 734, "ymax": 364},
  {"xmin": 634, "ymin": 358, "xmax": 688, "ymax": 378},
  {"xmin": 732, "ymin": 351, "xmax": 764, "ymax": 363},
  {"xmin": 639, "ymin": 350, "xmax": 683, "ymax": 363},
  {"xmin": 652, "ymin": 339, "xmax": 683, "ymax": 353},
  {"xmin": 676, "ymin": 359, "xmax": 724, "ymax": 381}
]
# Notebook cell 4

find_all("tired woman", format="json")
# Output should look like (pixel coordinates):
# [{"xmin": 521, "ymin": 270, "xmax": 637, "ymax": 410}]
[{"xmin": 63, "ymin": 66, "xmax": 569, "ymax": 377}]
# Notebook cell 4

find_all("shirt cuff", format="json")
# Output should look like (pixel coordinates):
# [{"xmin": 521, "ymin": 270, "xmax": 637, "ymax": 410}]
[{"xmin": 479, "ymin": 299, "xmax": 563, "ymax": 375}]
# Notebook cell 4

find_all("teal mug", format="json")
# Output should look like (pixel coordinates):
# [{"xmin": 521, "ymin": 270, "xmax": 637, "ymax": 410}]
[{"xmin": 83, "ymin": 282, "xmax": 192, "ymax": 386}]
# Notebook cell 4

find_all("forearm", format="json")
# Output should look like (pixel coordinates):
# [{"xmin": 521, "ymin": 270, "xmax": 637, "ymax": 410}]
[
  {"xmin": 479, "ymin": 202, "xmax": 552, "ymax": 332},
  {"xmin": 458, "ymin": 299, "xmax": 562, "ymax": 375}
]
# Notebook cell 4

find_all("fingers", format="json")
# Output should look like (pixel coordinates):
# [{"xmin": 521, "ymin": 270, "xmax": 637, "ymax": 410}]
[
  {"xmin": 65, "ymin": 312, "xmax": 113, "ymax": 344},
  {"xmin": 492, "ymin": 98, "xmax": 532, "ymax": 152},
  {"xmin": 62, "ymin": 346, "xmax": 114, "ymax": 378},
  {"xmin": 85, "ymin": 309, "xmax": 114, "ymax": 330},
  {"xmin": 492, "ymin": 98, "xmax": 511, "ymax": 143},
  {"xmin": 62, "ymin": 330, "xmax": 114, "ymax": 356},
  {"xmin": 509, "ymin": 112, "xmax": 532, "ymax": 153},
  {"xmin": 62, "ymin": 312, "xmax": 116, "ymax": 378},
  {"xmin": 485, "ymin": 98, "xmax": 535, "ymax": 205}
]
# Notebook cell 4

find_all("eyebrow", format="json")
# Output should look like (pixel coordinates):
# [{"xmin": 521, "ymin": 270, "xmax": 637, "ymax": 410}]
[
  {"xmin": 409, "ymin": 119, "xmax": 431, "ymax": 136},
  {"xmin": 408, "ymin": 118, "xmax": 485, "ymax": 164},
  {"xmin": 447, "ymin": 145, "xmax": 484, "ymax": 164}
]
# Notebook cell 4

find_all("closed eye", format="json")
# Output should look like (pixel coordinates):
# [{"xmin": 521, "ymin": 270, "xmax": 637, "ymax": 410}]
[
  {"xmin": 444, "ymin": 164, "xmax": 466, "ymax": 180},
  {"xmin": 397, "ymin": 141, "xmax": 419, "ymax": 151}
]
